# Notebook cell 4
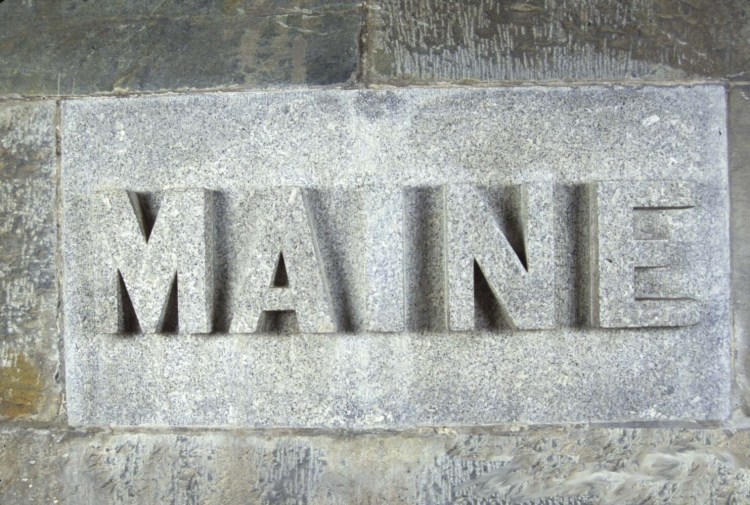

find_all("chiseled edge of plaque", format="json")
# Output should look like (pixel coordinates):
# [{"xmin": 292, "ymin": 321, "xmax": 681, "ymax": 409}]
[{"xmin": 60, "ymin": 85, "xmax": 730, "ymax": 427}]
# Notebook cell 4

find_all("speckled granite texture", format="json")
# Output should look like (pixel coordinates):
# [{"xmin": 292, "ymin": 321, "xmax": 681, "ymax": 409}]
[
  {"xmin": 1, "ymin": 2, "xmax": 749, "ymax": 503},
  {"xmin": 60, "ymin": 86, "xmax": 730, "ymax": 427}
]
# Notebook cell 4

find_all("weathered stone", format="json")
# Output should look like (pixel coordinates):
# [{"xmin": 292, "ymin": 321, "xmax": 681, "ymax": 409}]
[
  {"xmin": 61, "ymin": 86, "xmax": 729, "ymax": 427},
  {"xmin": 0, "ymin": 101, "xmax": 61, "ymax": 422},
  {"xmin": 730, "ymin": 86, "xmax": 750, "ymax": 425},
  {"xmin": 0, "ymin": 429, "xmax": 67, "ymax": 504},
  {"xmin": 0, "ymin": 1, "xmax": 362, "ymax": 96},
  {"xmin": 367, "ymin": 0, "xmax": 750, "ymax": 83},
  {"xmin": 1, "ymin": 427, "xmax": 750, "ymax": 504}
]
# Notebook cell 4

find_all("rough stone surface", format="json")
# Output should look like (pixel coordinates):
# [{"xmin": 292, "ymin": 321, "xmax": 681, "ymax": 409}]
[
  {"xmin": 0, "ymin": 101, "xmax": 61, "ymax": 422},
  {"xmin": 1, "ymin": 427, "xmax": 750, "ymax": 504},
  {"xmin": 0, "ymin": 429, "xmax": 67, "ymax": 504},
  {"xmin": 730, "ymin": 86, "xmax": 750, "ymax": 424},
  {"xmin": 1, "ymin": 2, "xmax": 748, "ymax": 503},
  {"xmin": 0, "ymin": 1, "xmax": 362, "ymax": 96},
  {"xmin": 61, "ymin": 86, "xmax": 729, "ymax": 427},
  {"xmin": 367, "ymin": 0, "xmax": 750, "ymax": 83}
]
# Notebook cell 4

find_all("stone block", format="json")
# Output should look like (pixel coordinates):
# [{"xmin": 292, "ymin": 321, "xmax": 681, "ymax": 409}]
[
  {"xmin": 2, "ymin": 427, "xmax": 750, "ymax": 504},
  {"xmin": 367, "ymin": 0, "xmax": 750, "ymax": 83},
  {"xmin": 730, "ymin": 86, "xmax": 750, "ymax": 423},
  {"xmin": 0, "ymin": 429, "xmax": 67, "ymax": 504},
  {"xmin": 0, "ymin": 1, "xmax": 362, "ymax": 95},
  {"xmin": 61, "ymin": 86, "xmax": 730, "ymax": 427},
  {"xmin": 0, "ymin": 101, "xmax": 61, "ymax": 422}
]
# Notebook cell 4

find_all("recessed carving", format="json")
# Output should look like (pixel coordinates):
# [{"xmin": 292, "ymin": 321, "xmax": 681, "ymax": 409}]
[
  {"xmin": 364, "ymin": 186, "xmax": 405, "ymax": 332},
  {"xmin": 90, "ymin": 182, "xmax": 709, "ymax": 334}
]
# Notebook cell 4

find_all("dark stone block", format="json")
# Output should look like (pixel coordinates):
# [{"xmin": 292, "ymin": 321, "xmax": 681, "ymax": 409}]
[
  {"xmin": 0, "ymin": 1, "xmax": 362, "ymax": 95},
  {"xmin": 367, "ymin": 0, "xmax": 750, "ymax": 82},
  {"xmin": 0, "ymin": 101, "xmax": 61, "ymax": 422}
]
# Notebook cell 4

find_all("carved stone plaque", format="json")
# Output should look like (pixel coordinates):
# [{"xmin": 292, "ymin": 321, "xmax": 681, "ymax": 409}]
[{"xmin": 61, "ymin": 86, "xmax": 730, "ymax": 427}]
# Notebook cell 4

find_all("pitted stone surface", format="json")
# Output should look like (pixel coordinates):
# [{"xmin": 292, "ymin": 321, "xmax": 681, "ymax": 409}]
[
  {"xmin": 229, "ymin": 187, "xmax": 336, "ymax": 334},
  {"xmin": 730, "ymin": 87, "xmax": 750, "ymax": 423},
  {"xmin": 364, "ymin": 186, "xmax": 405, "ymax": 332},
  {"xmin": 61, "ymin": 86, "xmax": 730, "ymax": 427}
]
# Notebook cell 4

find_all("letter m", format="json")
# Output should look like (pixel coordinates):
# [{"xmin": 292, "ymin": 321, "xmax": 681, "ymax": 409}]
[{"xmin": 93, "ymin": 189, "xmax": 213, "ymax": 334}]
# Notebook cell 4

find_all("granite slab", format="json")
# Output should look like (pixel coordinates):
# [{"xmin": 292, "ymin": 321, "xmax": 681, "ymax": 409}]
[{"xmin": 61, "ymin": 85, "xmax": 730, "ymax": 427}]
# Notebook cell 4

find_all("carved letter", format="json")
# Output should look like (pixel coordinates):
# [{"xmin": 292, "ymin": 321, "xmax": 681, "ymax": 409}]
[
  {"xmin": 231, "ymin": 187, "xmax": 335, "ymax": 333},
  {"xmin": 590, "ymin": 181, "xmax": 699, "ymax": 327},
  {"xmin": 445, "ymin": 183, "xmax": 556, "ymax": 330},
  {"xmin": 94, "ymin": 189, "xmax": 214, "ymax": 334},
  {"xmin": 364, "ymin": 186, "xmax": 405, "ymax": 332}
]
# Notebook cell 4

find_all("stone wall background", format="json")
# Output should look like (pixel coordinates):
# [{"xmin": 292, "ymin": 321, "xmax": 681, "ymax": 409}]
[{"xmin": 1, "ymin": 1, "xmax": 749, "ymax": 503}]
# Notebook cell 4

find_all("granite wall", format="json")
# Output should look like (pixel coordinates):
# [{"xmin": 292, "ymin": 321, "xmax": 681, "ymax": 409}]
[{"xmin": 1, "ymin": 1, "xmax": 749, "ymax": 503}]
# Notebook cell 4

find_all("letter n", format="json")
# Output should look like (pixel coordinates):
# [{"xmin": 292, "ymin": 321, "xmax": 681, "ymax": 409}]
[{"xmin": 444, "ymin": 183, "xmax": 556, "ymax": 330}]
